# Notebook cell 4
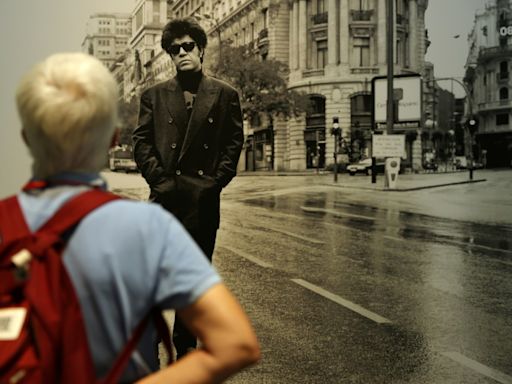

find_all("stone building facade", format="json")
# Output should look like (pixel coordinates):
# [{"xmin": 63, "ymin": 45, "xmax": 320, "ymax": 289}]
[{"xmin": 465, "ymin": 0, "xmax": 512, "ymax": 167}]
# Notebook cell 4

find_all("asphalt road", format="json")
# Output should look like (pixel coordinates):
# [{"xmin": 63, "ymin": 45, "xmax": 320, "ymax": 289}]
[{"xmin": 103, "ymin": 169, "xmax": 512, "ymax": 383}]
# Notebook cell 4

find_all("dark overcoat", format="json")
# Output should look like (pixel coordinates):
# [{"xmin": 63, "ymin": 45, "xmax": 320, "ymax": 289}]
[{"xmin": 132, "ymin": 74, "xmax": 244, "ymax": 231}]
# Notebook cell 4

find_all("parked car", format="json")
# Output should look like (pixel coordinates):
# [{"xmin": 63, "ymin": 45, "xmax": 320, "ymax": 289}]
[
  {"xmin": 454, "ymin": 156, "xmax": 467, "ymax": 169},
  {"xmin": 423, "ymin": 160, "xmax": 438, "ymax": 172},
  {"xmin": 108, "ymin": 145, "xmax": 138, "ymax": 172},
  {"xmin": 347, "ymin": 158, "xmax": 385, "ymax": 176}
]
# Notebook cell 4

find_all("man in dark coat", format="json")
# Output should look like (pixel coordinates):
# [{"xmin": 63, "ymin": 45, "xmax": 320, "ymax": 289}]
[{"xmin": 132, "ymin": 17, "xmax": 244, "ymax": 359}]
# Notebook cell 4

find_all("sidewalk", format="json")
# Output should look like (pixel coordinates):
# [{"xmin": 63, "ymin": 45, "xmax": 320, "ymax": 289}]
[{"xmin": 238, "ymin": 169, "xmax": 487, "ymax": 191}]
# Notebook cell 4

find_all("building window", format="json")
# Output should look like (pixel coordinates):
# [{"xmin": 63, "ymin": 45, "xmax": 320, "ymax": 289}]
[
  {"xmin": 500, "ymin": 87, "xmax": 509, "ymax": 100},
  {"xmin": 262, "ymin": 8, "xmax": 268, "ymax": 29},
  {"xmin": 496, "ymin": 113, "xmax": 509, "ymax": 125},
  {"xmin": 135, "ymin": 7, "xmax": 143, "ymax": 30},
  {"xmin": 352, "ymin": 37, "xmax": 370, "ymax": 67},
  {"xmin": 316, "ymin": 40, "xmax": 328, "ymax": 68}
]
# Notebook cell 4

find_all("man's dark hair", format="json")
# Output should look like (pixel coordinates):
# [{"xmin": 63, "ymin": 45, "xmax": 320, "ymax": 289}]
[{"xmin": 161, "ymin": 17, "xmax": 208, "ymax": 55}]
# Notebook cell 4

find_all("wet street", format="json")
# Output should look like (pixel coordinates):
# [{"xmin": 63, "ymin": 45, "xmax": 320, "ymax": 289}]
[{"xmin": 104, "ymin": 169, "xmax": 512, "ymax": 383}]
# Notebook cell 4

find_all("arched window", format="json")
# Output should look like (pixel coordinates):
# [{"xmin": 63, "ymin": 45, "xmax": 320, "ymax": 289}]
[
  {"xmin": 305, "ymin": 95, "xmax": 326, "ymax": 169},
  {"xmin": 499, "ymin": 87, "xmax": 509, "ymax": 100}
]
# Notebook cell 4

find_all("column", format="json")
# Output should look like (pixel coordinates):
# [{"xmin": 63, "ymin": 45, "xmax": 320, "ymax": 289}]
[
  {"xmin": 408, "ymin": 0, "xmax": 418, "ymax": 70},
  {"xmin": 298, "ymin": 0, "xmax": 307, "ymax": 70},
  {"xmin": 339, "ymin": 0, "xmax": 349, "ymax": 64},
  {"xmin": 293, "ymin": 0, "xmax": 300, "ymax": 69},
  {"xmin": 327, "ymin": 0, "xmax": 338, "ymax": 65}
]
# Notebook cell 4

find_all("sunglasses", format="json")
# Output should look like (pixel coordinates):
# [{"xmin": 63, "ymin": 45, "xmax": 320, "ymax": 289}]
[{"xmin": 169, "ymin": 41, "xmax": 196, "ymax": 55}]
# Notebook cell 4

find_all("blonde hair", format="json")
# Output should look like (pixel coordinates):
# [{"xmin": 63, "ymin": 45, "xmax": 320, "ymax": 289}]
[{"xmin": 16, "ymin": 53, "xmax": 119, "ymax": 178}]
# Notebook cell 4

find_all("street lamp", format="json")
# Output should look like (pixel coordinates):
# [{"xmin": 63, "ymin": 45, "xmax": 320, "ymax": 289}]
[{"xmin": 330, "ymin": 117, "xmax": 341, "ymax": 182}]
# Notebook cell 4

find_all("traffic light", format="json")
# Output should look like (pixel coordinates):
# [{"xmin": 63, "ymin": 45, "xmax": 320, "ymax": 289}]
[{"xmin": 466, "ymin": 116, "xmax": 478, "ymax": 134}]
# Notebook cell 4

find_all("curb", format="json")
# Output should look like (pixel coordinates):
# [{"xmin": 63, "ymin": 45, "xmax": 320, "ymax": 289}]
[{"xmin": 323, "ymin": 178, "xmax": 487, "ymax": 192}]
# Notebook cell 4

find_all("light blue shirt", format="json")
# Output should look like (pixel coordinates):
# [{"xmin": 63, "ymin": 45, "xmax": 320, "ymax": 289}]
[{"xmin": 17, "ymin": 172, "xmax": 221, "ymax": 381}]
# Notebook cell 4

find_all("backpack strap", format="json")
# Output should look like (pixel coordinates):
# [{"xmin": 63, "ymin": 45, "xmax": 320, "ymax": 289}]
[
  {"xmin": 0, "ymin": 196, "xmax": 31, "ymax": 247},
  {"xmin": 38, "ymin": 189, "xmax": 120, "ymax": 237},
  {"xmin": 101, "ymin": 311, "xmax": 173, "ymax": 384}
]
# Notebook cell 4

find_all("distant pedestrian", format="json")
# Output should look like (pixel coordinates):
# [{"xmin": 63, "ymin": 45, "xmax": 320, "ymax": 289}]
[
  {"xmin": 5, "ymin": 52, "xmax": 259, "ymax": 383},
  {"xmin": 133, "ymin": 17, "xmax": 244, "ymax": 359}
]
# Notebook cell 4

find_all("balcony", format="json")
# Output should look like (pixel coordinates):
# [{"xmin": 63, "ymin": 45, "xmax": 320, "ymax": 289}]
[
  {"xmin": 478, "ymin": 45, "xmax": 512, "ymax": 63},
  {"xmin": 257, "ymin": 28, "xmax": 269, "ymax": 51},
  {"xmin": 496, "ymin": 72, "xmax": 509, "ymax": 82},
  {"xmin": 350, "ymin": 67, "xmax": 379, "ymax": 75},
  {"xmin": 311, "ymin": 12, "xmax": 328, "ymax": 25},
  {"xmin": 351, "ymin": 10, "xmax": 373, "ymax": 21},
  {"xmin": 477, "ymin": 99, "xmax": 512, "ymax": 112},
  {"xmin": 302, "ymin": 68, "xmax": 325, "ymax": 78}
]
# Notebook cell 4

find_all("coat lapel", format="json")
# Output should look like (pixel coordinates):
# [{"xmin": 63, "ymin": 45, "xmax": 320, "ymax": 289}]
[
  {"xmin": 164, "ymin": 78, "xmax": 188, "ymax": 139},
  {"xmin": 179, "ymin": 75, "xmax": 220, "ymax": 162}
]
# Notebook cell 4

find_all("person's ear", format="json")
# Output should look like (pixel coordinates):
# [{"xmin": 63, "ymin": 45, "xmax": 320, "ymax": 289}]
[{"xmin": 110, "ymin": 128, "xmax": 120, "ymax": 149}]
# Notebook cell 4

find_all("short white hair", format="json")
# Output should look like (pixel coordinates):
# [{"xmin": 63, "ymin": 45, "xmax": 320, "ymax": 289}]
[{"xmin": 16, "ymin": 52, "xmax": 119, "ymax": 178}]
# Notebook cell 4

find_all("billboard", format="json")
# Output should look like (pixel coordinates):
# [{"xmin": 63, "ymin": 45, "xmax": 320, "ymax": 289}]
[{"xmin": 372, "ymin": 74, "xmax": 422, "ymax": 125}]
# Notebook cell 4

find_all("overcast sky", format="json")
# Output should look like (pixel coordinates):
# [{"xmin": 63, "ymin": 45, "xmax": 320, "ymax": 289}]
[{"xmin": 0, "ymin": 0, "xmax": 487, "ymax": 196}]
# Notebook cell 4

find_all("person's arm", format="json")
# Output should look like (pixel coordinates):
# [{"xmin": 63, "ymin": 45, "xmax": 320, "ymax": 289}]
[
  {"xmin": 136, "ymin": 284, "xmax": 260, "ymax": 384},
  {"xmin": 132, "ymin": 90, "xmax": 173, "ymax": 193},
  {"xmin": 214, "ymin": 90, "xmax": 244, "ymax": 189}
]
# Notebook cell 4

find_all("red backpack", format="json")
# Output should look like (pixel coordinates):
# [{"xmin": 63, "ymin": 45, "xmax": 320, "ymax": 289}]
[{"xmin": 0, "ymin": 189, "xmax": 171, "ymax": 384}]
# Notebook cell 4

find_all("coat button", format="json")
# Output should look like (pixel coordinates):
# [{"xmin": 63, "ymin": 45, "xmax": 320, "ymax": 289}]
[
  {"xmin": 203, "ymin": 143, "xmax": 209, "ymax": 149},
  {"xmin": 175, "ymin": 170, "xmax": 181, "ymax": 175},
  {"xmin": 208, "ymin": 117, "xmax": 213, "ymax": 123},
  {"xmin": 168, "ymin": 117, "xmax": 173, "ymax": 124},
  {"xmin": 171, "ymin": 143, "xmax": 177, "ymax": 149},
  {"xmin": 198, "ymin": 170, "xmax": 204, "ymax": 176}
]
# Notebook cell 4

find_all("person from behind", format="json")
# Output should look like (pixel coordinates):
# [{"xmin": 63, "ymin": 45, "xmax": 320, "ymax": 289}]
[{"xmin": 13, "ymin": 52, "xmax": 259, "ymax": 383}]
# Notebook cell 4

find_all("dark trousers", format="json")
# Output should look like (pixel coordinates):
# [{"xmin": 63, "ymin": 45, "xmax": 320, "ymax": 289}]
[{"xmin": 173, "ymin": 226, "xmax": 217, "ymax": 359}]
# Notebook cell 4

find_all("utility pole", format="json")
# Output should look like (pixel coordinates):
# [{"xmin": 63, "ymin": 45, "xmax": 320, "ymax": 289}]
[{"xmin": 386, "ymin": 0, "xmax": 394, "ymax": 134}]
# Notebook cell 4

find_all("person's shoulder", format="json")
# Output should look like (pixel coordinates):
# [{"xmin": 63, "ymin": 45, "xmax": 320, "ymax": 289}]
[
  {"xmin": 91, "ymin": 199, "xmax": 174, "ymax": 228},
  {"xmin": 142, "ymin": 77, "xmax": 176, "ymax": 95},
  {"xmin": 207, "ymin": 75, "xmax": 238, "ymax": 94}
]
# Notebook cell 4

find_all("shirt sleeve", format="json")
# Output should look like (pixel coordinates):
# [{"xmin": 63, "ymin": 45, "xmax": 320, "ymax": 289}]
[{"xmin": 153, "ymin": 209, "xmax": 222, "ymax": 309}]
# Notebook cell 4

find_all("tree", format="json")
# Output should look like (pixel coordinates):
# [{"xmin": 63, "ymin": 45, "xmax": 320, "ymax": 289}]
[
  {"xmin": 211, "ymin": 43, "xmax": 309, "ymax": 120},
  {"xmin": 208, "ymin": 43, "xmax": 310, "ymax": 169},
  {"xmin": 117, "ymin": 97, "xmax": 139, "ymax": 146}
]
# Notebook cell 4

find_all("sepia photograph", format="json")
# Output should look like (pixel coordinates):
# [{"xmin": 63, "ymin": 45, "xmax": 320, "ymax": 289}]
[{"xmin": 0, "ymin": 0, "xmax": 511, "ymax": 383}]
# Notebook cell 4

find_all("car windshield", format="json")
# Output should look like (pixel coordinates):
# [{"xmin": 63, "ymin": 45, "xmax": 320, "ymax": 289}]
[{"xmin": 112, "ymin": 150, "xmax": 132, "ymax": 159}]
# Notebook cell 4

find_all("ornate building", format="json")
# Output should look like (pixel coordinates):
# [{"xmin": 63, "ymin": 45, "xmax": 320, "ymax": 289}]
[
  {"xmin": 286, "ymin": 0, "xmax": 429, "ymax": 171},
  {"xmin": 464, "ymin": 0, "xmax": 512, "ymax": 167},
  {"xmin": 199, "ymin": 0, "xmax": 430, "ymax": 171}
]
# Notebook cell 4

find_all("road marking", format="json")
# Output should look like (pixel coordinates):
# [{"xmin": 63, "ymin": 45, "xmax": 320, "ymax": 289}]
[
  {"xmin": 217, "ymin": 245, "xmax": 273, "ymax": 269},
  {"xmin": 300, "ymin": 206, "xmax": 375, "ymax": 221},
  {"xmin": 441, "ymin": 352, "xmax": 512, "ymax": 384},
  {"xmin": 291, "ymin": 279, "xmax": 392, "ymax": 324},
  {"xmin": 254, "ymin": 225, "xmax": 325, "ymax": 245}
]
